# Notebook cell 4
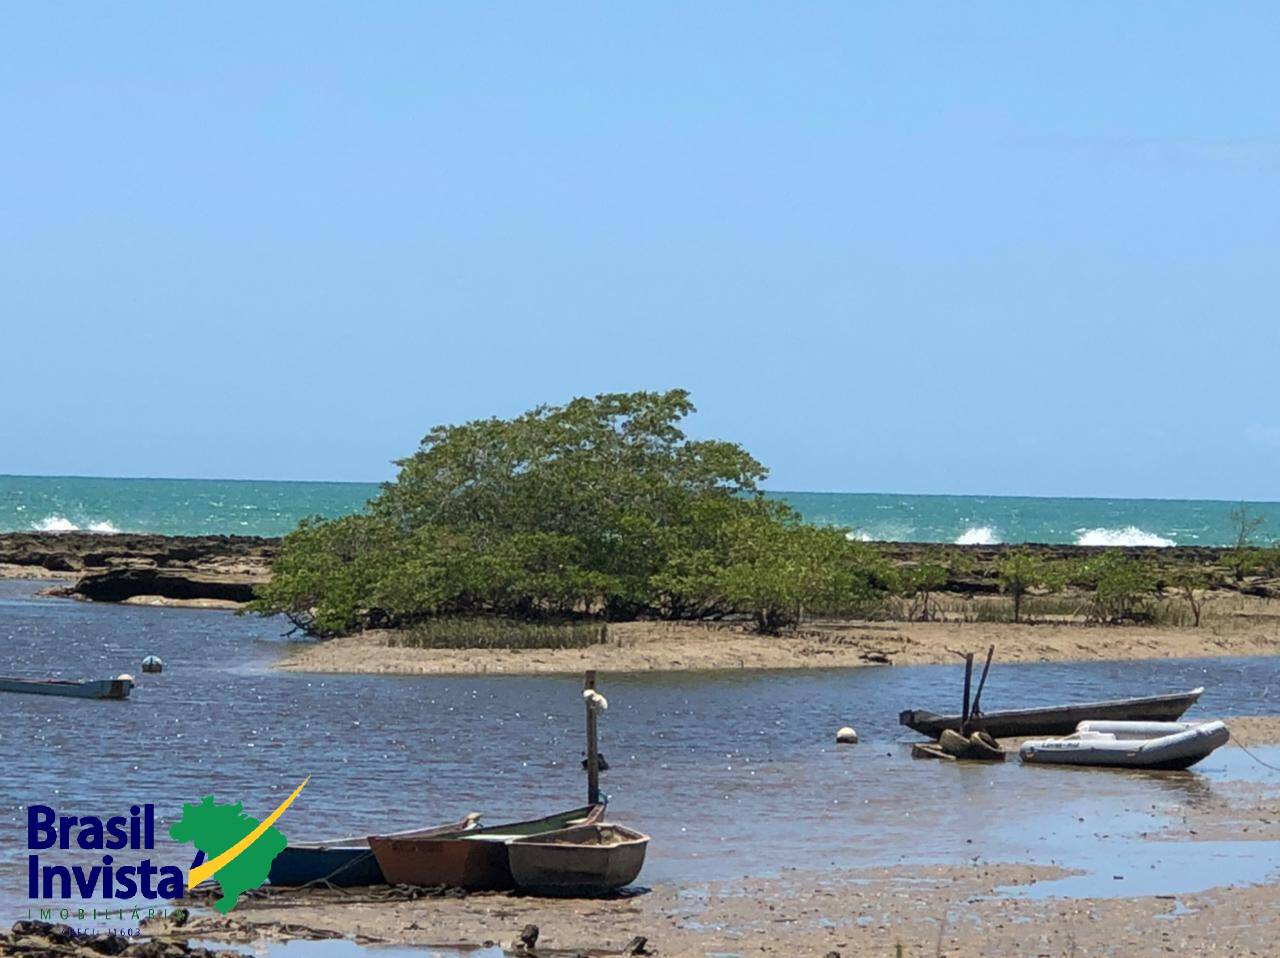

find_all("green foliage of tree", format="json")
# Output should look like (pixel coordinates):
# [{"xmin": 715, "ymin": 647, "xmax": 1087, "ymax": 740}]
[
  {"xmin": 1169, "ymin": 566, "xmax": 1216, "ymax": 627},
  {"xmin": 1263, "ymin": 544, "xmax": 1280, "ymax": 578},
  {"xmin": 896, "ymin": 548, "xmax": 965, "ymax": 621},
  {"xmin": 253, "ymin": 390, "xmax": 868, "ymax": 635},
  {"xmin": 1221, "ymin": 546, "xmax": 1271, "ymax": 583},
  {"xmin": 708, "ymin": 511, "xmax": 893, "ymax": 633},
  {"xmin": 1074, "ymin": 551, "xmax": 1156, "ymax": 624},
  {"xmin": 995, "ymin": 552, "xmax": 1064, "ymax": 623},
  {"xmin": 1224, "ymin": 504, "xmax": 1268, "ymax": 582}
]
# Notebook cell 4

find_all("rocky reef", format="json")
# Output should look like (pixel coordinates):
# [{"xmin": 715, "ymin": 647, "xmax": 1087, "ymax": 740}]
[
  {"xmin": 2, "ymin": 532, "xmax": 1271, "ymax": 607},
  {"xmin": 0, "ymin": 532, "xmax": 275, "ymax": 606}
]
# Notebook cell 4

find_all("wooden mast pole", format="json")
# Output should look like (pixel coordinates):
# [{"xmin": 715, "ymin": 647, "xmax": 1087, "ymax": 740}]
[{"xmin": 584, "ymin": 670, "xmax": 600, "ymax": 805}]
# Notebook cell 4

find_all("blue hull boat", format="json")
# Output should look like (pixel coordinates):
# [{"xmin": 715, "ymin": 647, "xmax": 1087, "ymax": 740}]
[
  {"xmin": 268, "ymin": 812, "xmax": 480, "ymax": 888},
  {"xmin": 0, "ymin": 676, "xmax": 134, "ymax": 700}
]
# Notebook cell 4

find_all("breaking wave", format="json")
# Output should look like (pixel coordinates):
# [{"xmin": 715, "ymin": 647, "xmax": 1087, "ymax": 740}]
[
  {"xmin": 955, "ymin": 526, "xmax": 1000, "ymax": 545},
  {"xmin": 32, "ymin": 515, "xmax": 122, "ymax": 534},
  {"xmin": 1074, "ymin": 526, "xmax": 1175, "ymax": 548},
  {"xmin": 845, "ymin": 530, "xmax": 874, "ymax": 542}
]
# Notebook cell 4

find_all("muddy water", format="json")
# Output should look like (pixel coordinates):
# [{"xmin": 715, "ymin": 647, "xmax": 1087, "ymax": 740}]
[{"xmin": 1, "ymin": 578, "xmax": 1277, "ymax": 922}]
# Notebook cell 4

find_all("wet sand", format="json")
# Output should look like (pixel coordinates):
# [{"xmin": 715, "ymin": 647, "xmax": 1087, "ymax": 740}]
[
  {"xmin": 280, "ymin": 603, "xmax": 1280, "ymax": 675},
  {"xmin": 161, "ymin": 857, "xmax": 1279, "ymax": 957}
]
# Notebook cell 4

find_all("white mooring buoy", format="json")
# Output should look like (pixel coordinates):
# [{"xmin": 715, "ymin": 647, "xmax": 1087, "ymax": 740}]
[
  {"xmin": 141, "ymin": 655, "xmax": 164, "ymax": 674},
  {"xmin": 836, "ymin": 726, "xmax": 859, "ymax": 744}
]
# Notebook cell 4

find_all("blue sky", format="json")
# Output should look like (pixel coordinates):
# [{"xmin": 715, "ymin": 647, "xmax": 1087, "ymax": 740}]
[{"xmin": 2, "ymin": 4, "xmax": 1277, "ymax": 499}]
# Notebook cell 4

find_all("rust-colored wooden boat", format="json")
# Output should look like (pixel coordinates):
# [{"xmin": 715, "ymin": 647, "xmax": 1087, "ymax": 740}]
[
  {"xmin": 507, "ymin": 822, "xmax": 649, "ymax": 897},
  {"xmin": 369, "ymin": 804, "xmax": 604, "ymax": 890},
  {"xmin": 268, "ymin": 812, "xmax": 480, "ymax": 888}
]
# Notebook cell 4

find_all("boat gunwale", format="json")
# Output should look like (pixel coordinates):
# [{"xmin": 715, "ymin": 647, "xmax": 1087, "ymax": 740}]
[
  {"xmin": 369, "ymin": 804, "xmax": 604, "ymax": 848},
  {"xmin": 290, "ymin": 813, "xmax": 480, "ymax": 851},
  {"xmin": 505, "ymin": 823, "xmax": 650, "ymax": 850}
]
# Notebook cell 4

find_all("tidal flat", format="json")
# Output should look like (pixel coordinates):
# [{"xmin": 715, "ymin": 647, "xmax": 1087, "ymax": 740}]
[{"xmin": 1, "ymin": 579, "xmax": 1278, "ymax": 956}]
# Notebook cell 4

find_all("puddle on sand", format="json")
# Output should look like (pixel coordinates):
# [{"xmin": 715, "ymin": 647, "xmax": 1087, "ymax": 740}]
[{"xmin": 1001, "ymin": 839, "xmax": 1280, "ymax": 899}]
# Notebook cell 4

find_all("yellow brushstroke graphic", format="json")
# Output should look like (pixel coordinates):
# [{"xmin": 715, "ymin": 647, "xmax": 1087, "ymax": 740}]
[{"xmin": 186, "ymin": 776, "xmax": 310, "ymax": 889}]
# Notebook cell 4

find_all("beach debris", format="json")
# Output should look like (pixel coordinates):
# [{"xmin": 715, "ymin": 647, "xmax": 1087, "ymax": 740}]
[
  {"xmin": 0, "ymin": 921, "xmax": 243, "ymax": 957},
  {"xmin": 835, "ymin": 726, "xmax": 859, "ymax": 744},
  {"xmin": 517, "ymin": 923, "xmax": 540, "ymax": 950},
  {"xmin": 911, "ymin": 742, "xmax": 957, "ymax": 761},
  {"xmin": 938, "ymin": 728, "xmax": 1005, "ymax": 762},
  {"xmin": 142, "ymin": 655, "xmax": 164, "ymax": 674},
  {"xmin": 624, "ymin": 936, "xmax": 651, "ymax": 955}
]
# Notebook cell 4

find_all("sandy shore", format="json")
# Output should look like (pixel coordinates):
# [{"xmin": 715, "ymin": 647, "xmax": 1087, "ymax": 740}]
[
  {"xmin": 153, "ymin": 865, "xmax": 1280, "ymax": 957},
  {"xmin": 280, "ymin": 602, "xmax": 1280, "ymax": 675}
]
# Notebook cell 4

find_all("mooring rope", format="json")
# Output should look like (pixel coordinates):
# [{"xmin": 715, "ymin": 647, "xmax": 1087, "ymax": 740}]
[{"xmin": 1235, "ymin": 740, "xmax": 1280, "ymax": 773}]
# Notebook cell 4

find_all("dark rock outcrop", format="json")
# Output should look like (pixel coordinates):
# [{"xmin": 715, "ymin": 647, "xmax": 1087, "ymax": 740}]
[
  {"xmin": 0, "ymin": 532, "xmax": 275, "ymax": 574},
  {"xmin": 72, "ymin": 568, "xmax": 259, "ymax": 603},
  {"xmin": 0, "ymin": 532, "xmax": 276, "ymax": 605}
]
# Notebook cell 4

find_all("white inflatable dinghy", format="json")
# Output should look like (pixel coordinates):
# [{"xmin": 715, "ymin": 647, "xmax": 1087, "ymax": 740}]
[{"xmin": 1019, "ymin": 719, "xmax": 1229, "ymax": 770}]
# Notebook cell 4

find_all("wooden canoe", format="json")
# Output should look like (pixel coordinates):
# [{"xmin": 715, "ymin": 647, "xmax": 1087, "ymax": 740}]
[
  {"xmin": 369, "ymin": 805, "xmax": 604, "ymax": 891},
  {"xmin": 268, "ymin": 813, "xmax": 480, "ymax": 888},
  {"xmin": 0, "ymin": 676, "xmax": 133, "ymax": 700},
  {"xmin": 507, "ymin": 823, "xmax": 649, "ymax": 897},
  {"xmin": 899, "ymin": 687, "xmax": 1204, "ymax": 739}
]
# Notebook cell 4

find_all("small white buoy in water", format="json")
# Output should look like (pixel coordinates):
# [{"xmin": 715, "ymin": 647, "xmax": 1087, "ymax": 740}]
[
  {"xmin": 142, "ymin": 655, "xmax": 164, "ymax": 674},
  {"xmin": 836, "ymin": 726, "xmax": 859, "ymax": 744}
]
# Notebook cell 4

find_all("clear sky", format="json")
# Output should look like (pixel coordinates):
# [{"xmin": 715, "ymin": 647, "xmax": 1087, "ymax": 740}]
[{"xmin": 3, "ymin": 4, "xmax": 1277, "ymax": 499}]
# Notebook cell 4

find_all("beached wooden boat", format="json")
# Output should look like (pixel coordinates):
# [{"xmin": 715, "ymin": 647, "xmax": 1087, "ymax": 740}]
[
  {"xmin": 268, "ymin": 813, "xmax": 480, "ymax": 888},
  {"xmin": 1020, "ymin": 720, "xmax": 1229, "ymax": 771},
  {"xmin": 0, "ymin": 676, "xmax": 134, "ymax": 700},
  {"xmin": 507, "ymin": 822, "xmax": 649, "ymax": 897},
  {"xmin": 369, "ymin": 805, "xmax": 604, "ymax": 891},
  {"xmin": 899, "ymin": 687, "xmax": 1203, "ymax": 739}
]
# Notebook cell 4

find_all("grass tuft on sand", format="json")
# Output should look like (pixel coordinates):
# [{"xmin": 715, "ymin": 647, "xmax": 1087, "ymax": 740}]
[{"xmin": 389, "ymin": 617, "xmax": 608, "ymax": 650}]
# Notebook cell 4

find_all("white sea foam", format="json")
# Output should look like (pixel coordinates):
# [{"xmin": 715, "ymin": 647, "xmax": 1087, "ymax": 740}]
[
  {"xmin": 1074, "ymin": 526, "xmax": 1176, "ymax": 548},
  {"xmin": 845, "ymin": 530, "xmax": 874, "ymax": 542},
  {"xmin": 955, "ymin": 526, "xmax": 1000, "ymax": 545},
  {"xmin": 32, "ymin": 515, "xmax": 122, "ymax": 534}
]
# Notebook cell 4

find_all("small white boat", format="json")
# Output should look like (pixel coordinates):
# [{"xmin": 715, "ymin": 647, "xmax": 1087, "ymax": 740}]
[{"xmin": 1019, "ymin": 720, "xmax": 1229, "ymax": 770}]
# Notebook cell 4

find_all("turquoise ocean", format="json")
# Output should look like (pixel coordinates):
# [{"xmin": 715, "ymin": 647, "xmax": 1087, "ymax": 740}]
[{"xmin": 2, "ymin": 475, "xmax": 1277, "ymax": 546}]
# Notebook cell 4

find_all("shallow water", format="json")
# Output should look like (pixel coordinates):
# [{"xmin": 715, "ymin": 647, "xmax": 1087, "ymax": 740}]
[{"xmin": 1, "ymin": 578, "xmax": 1277, "ymax": 923}]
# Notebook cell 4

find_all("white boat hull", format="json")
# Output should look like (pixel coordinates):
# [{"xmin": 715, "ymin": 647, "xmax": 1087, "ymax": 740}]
[{"xmin": 1020, "ymin": 720, "xmax": 1229, "ymax": 770}]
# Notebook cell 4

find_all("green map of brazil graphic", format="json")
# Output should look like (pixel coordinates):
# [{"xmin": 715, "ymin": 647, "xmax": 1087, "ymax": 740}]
[{"xmin": 169, "ymin": 796, "xmax": 288, "ymax": 913}]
